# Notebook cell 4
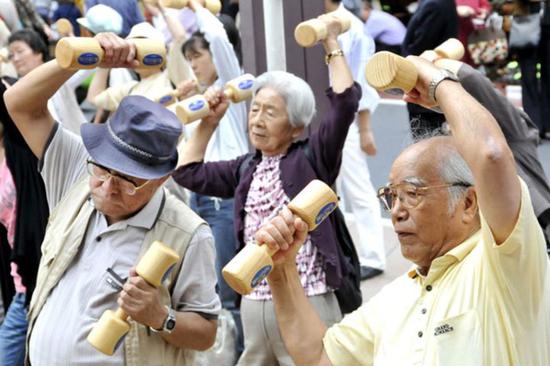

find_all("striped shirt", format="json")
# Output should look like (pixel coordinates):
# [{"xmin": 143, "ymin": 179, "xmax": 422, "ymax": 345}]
[{"xmin": 243, "ymin": 154, "xmax": 328, "ymax": 300}]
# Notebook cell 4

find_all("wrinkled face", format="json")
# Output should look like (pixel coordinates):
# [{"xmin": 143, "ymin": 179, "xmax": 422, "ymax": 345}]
[
  {"xmin": 389, "ymin": 147, "xmax": 464, "ymax": 270},
  {"xmin": 184, "ymin": 43, "xmax": 217, "ymax": 87},
  {"xmin": 248, "ymin": 87, "xmax": 303, "ymax": 156},
  {"xmin": 88, "ymin": 169, "xmax": 164, "ymax": 224},
  {"xmin": 8, "ymin": 41, "xmax": 44, "ymax": 76}
]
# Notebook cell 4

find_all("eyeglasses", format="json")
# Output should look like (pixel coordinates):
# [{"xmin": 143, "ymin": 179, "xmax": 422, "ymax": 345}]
[
  {"xmin": 86, "ymin": 160, "xmax": 150, "ymax": 196},
  {"xmin": 377, "ymin": 182, "xmax": 471, "ymax": 211}
]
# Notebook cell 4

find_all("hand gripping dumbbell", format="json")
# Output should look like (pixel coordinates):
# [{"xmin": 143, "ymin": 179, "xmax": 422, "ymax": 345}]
[
  {"xmin": 157, "ymin": 0, "xmax": 221, "ymax": 14},
  {"xmin": 222, "ymin": 179, "xmax": 338, "ymax": 295},
  {"xmin": 55, "ymin": 18, "xmax": 73, "ymax": 37},
  {"xmin": 174, "ymin": 73, "xmax": 255, "ymax": 124},
  {"xmin": 294, "ymin": 10, "xmax": 351, "ymax": 48},
  {"xmin": 364, "ymin": 38, "xmax": 465, "ymax": 93},
  {"xmin": 86, "ymin": 241, "xmax": 180, "ymax": 355},
  {"xmin": 55, "ymin": 37, "xmax": 166, "ymax": 70}
]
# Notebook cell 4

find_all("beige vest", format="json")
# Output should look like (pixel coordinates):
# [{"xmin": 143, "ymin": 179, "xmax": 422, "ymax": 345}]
[{"xmin": 27, "ymin": 178, "xmax": 206, "ymax": 366}]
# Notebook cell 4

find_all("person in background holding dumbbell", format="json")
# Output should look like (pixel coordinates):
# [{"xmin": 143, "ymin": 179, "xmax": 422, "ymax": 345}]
[
  {"xmin": 86, "ymin": 20, "xmax": 195, "ymax": 119},
  {"xmin": 4, "ymin": 32, "xmax": 221, "ymax": 366},
  {"xmin": 254, "ymin": 55, "xmax": 550, "ymax": 366},
  {"xmin": 173, "ymin": 14, "xmax": 360, "ymax": 365},
  {"xmin": 180, "ymin": 0, "xmax": 248, "ymax": 356},
  {"xmin": 324, "ymin": 0, "xmax": 386, "ymax": 281}
]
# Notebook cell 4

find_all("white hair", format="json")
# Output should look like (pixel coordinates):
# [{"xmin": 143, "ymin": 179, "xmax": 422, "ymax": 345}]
[{"xmin": 254, "ymin": 71, "xmax": 316, "ymax": 128}]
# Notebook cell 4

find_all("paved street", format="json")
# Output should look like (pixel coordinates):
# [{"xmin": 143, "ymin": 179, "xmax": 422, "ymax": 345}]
[{"xmin": 359, "ymin": 100, "xmax": 550, "ymax": 301}]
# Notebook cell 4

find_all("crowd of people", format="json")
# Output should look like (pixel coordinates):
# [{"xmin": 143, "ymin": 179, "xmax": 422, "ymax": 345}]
[{"xmin": 0, "ymin": 0, "xmax": 549, "ymax": 365}]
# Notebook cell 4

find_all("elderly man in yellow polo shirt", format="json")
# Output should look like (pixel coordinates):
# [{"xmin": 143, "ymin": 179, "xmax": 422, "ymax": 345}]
[{"xmin": 255, "ymin": 55, "xmax": 550, "ymax": 366}]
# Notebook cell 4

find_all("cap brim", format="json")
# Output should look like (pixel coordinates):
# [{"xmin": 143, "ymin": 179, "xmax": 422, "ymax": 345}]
[
  {"xmin": 76, "ymin": 17, "xmax": 89, "ymax": 30},
  {"xmin": 81, "ymin": 123, "xmax": 177, "ymax": 180}
]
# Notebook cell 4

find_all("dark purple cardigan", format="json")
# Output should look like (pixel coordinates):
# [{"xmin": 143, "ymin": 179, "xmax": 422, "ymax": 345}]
[{"xmin": 172, "ymin": 83, "xmax": 361, "ymax": 289}]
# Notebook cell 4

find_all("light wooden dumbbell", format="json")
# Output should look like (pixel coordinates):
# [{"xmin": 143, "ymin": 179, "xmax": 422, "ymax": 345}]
[
  {"xmin": 158, "ymin": 0, "xmax": 221, "ymax": 14},
  {"xmin": 56, "ymin": 18, "xmax": 73, "ymax": 37},
  {"xmin": 294, "ymin": 10, "xmax": 351, "ymax": 48},
  {"xmin": 419, "ymin": 38, "xmax": 464, "ymax": 62},
  {"xmin": 87, "ymin": 241, "xmax": 179, "ymax": 356},
  {"xmin": 174, "ymin": 73, "xmax": 255, "ymax": 124},
  {"xmin": 222, "ymin": 180, "xmax": 338, "ymax": 295},
  {"xmin": 55, "ymin": 37, "xmax": 166, "ymax": 70},
  {"xmin": 365, "ymin": 38, "xmax": 465, "ymax": 93}
]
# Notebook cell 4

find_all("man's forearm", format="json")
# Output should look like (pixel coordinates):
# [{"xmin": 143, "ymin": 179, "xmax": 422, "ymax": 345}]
[
  {"xmin": 160, "ymin": 312, "xmax": 217, "ymax": 350},
  {"xmin": 5, "ymin": 60, "xmax": 76, "ymax": 118},
  {"xmin": 436, "ymin": 80, "xmax": 520, "ymax": 242},
  {"xmin": 268, "ymin": 264, "xmax": 328, "ymax": 366}
]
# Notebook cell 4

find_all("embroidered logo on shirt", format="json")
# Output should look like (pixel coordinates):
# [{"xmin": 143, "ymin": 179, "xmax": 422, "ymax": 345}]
[{"xmin": 434, "ymin": 323, "xmax": 454, "ymax": 336}]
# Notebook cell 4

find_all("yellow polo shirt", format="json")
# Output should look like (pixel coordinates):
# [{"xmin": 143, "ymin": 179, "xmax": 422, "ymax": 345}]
[{"xmin": 324, "ymin": 179, "xmax": 550, "ymax": 366}]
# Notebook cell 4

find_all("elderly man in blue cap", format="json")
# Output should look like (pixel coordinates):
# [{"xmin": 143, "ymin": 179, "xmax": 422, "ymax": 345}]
[{"xmin": 4, "ymin": 32, "xmax": 220, "ymax": 366}]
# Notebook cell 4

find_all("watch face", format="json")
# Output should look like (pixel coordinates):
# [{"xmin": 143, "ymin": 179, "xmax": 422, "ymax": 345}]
[{"xmin": 166, "ymin": 318, "xmax": 176, "ymax": 331}]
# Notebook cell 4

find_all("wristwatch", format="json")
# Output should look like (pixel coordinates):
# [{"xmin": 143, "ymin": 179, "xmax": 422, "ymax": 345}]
[
  {"xmin": 150, "ymin": 306, "xmax": 176, "ymax": 334},
  {"xmin": 428, "ymin": 69, "xmax": 458, "ymax": 102}
]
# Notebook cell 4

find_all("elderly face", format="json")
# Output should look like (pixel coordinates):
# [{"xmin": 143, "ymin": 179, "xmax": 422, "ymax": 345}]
[
  {"xmin": 248, "ymin": 87, "xmax": 303, "ymax": 156},
  {"xmin": 88, "ymin": 165, "xmax": 166, "ymax": 225},
  {"xmin": 388, "ymin": 141, "xmax": 476, "ymax": 273},
  {"xmin": 8, "ymin": 41, "xmax": 44, "ymax": 77}
]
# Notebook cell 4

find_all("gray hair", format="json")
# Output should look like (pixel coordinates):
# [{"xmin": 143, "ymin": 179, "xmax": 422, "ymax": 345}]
[
  {"xmin": 414, "ymin": 131, "xmax": 475, "ymax": 213},
  {"xmin": 254, "ymin": 71, "xmax": 316, "ymax": 128},
  {"xmin": 438, "ymin": 144, "xmax": 475, "ymax": 213}
]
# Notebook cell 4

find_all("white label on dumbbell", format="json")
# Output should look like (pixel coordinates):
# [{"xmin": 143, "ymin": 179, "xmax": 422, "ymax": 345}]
[
  {"xmin": 78, "ymin": 53, "xmax": 99, "ymax": 66},
  {"xmin": 238, "ymin": 79, "xmax": 254, "ymax": 90},
  {"xmin": 143, "ymin": 54, "xmax": 163, "ymax": 66},
  {"xmin": 315, "ymin": 202, "xmax": 336, "ymax": 225},
  {"xmin": 251, "ymin": 265, "xmax": 272, "ymax": 288},
  {"xmin": 188, "ymin": 99, "xmax": 205, "ymax": 112}
]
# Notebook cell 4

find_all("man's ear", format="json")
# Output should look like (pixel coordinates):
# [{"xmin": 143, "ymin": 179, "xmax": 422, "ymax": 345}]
[
  {"xmin": 292, "ymin": 126, "xmax": 305, "ymax": 139},
  {"xmin": 462, "ymin": 187, "xmax": 478, "ymax": 224}
]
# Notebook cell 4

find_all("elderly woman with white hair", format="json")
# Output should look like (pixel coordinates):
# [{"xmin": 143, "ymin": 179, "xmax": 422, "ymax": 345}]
[{"xmin": 172, "ymin": 21, "xmax": 360, "ymax": 365}]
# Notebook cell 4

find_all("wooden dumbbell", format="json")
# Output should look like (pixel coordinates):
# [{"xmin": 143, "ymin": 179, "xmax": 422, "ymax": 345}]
[
  {"xmin": 154, "ymin": 80, "xmax": 199, "ymax": 107},
  {"xmin": 419, "ymin": 38, "xmax": 464, "ymax": 62},
  {"xmin": 56, "ymin": 18, "xmax": 73, "ymax": 37},
  {"xmin": 294, "ymin": 10, "xmax": 351, "ymax": 48},
  {"xmin": 222, "ymin": 180, "xmax": 338, "ymax": 295},
  {"xmin": 87, "ymin": 241, "xmax": 179, "ymax": 355},
  {"xmin": 158, "ymin": 0, "xmax": 221, "ymax": 14},
  {"xmin": 365, "ymin": 38, "xmax": 465, "ymax": 93},
  {"xmin": 174, "ymin": 73, "xmax": 255, "ymax": 124},
  {"xmin": 55, "ymin": 37, "xmax": 166, "ymax": 70}
]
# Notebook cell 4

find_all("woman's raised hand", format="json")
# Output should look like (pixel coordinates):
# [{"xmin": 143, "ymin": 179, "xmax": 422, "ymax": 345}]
[{"xmin": 202, "ymin": 86, "xmax": 229, "ymax": 126}]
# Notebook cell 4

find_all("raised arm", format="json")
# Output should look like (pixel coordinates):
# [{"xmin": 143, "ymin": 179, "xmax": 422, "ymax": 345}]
[
  {"xmin": 179, "ymin": 87, "xmax": 229, "ymax": 165},
  {"xmin": 4, "ymin": 33, "xmax": 139, "ymax": 159},
  {"xmin": 404, "ymin": 57, "xmax": 520, "ymax": 244},
  {"xmin": 189, "ymin": 0, "xmax": 241, "ymax": 83},
  {"xmin": 261, "ymin": 207, "xmax": 332, "ymax": 366}
]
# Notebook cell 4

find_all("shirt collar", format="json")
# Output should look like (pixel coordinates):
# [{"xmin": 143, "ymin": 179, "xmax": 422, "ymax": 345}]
[
  {"xmin": 93, "ymin": 188, "xmax": 165, "ymax": 232},
  {"xmin": 407, "ymin": 230, "xmax": 481, "ymax": 280}
]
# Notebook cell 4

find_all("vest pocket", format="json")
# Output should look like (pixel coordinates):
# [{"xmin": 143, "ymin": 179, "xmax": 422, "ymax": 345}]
[{"xmin": 434, "ymin": 309, "xmax": 482, "ymax": 366}]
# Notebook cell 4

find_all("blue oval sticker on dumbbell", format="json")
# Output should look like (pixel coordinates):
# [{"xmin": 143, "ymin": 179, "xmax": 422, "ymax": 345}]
[
  {"xmin": 238, "ymin": 79, "xmax": 254, "ymax": 90},
  {"xmin": 143, "ymin": 54, "xmax": 163, "ymax": 66},
  {"xmin": 189, "ymin": 100, "xmax": 205, "ymax": 112},
  {"xmin": 78, "ymin": 53, "xmax": 99, "ymax": 66}
]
